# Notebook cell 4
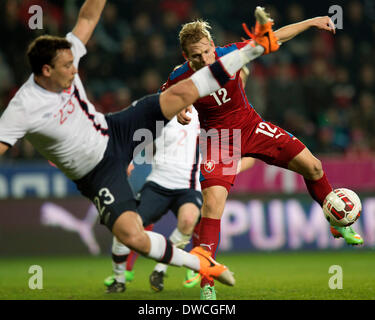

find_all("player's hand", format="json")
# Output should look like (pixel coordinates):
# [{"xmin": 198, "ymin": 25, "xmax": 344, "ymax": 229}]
[
  {"xmin": 312, "ymin": 16, "xmax": 336, "ymax": 34},
  {"xmin": 177, "ymin": 106, "xmax": 192, "ymax": 125},
  {"xmin": 127, "ymin": 163, "xmax": 135, "ymax": 176}
]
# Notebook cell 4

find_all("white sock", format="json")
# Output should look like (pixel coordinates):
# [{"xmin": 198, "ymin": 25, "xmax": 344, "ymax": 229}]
[
  {"xmin": 154, "ymin": 263, "xmax": 168, "ymax": 274},
  {"xmin": 112, "ymin": 236, "xmax": 131, "ymax": 256},
  {"xmin": 222, "ymin": 43, "xmax": 264, "ymax": 74},
  {"xmin": 146, "ymin": 231, "xmax": 200, "ymax": 272},
  {"xmin": 169, "ymin": 228, "xmax": 191, "ymax": 249},
  {"xmin": 112, "ymin": 261, "xmax": 126, "ymax": 283},
  {"xmin": 111, "ymin": 236, "xmax": 131, "ymax": 283},
  {"xmin": 153, "ymin": 228, "xmax": 192, "ymax": 274},
  {"xmin": 191, "ymin": 44, "xmax": 264, "ymax": 97},
  {"xmin": 191, "ymin": 67, "xmax": 221, "ymax": 98}
]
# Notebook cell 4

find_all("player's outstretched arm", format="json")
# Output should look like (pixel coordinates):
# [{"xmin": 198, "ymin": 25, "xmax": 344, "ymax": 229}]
[
  {"xmin": 72, "ymin": 0, "xmax": 107, "ymax": 45},
  {"xmin": 0, "ymin": 142, "xmax": 9, "ymax": 155},
  {"xmin": 274, "ymin": 16, "xmax": 335, "ymax": 43}
]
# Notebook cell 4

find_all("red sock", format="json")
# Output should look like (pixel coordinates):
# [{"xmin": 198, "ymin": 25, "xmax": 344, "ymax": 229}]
[
  {"xmin": 126, "ymin": 224, "xmax": 154, "ymax": 271},
  {"xmin": 199, "ymin": 217, "xmax": 221, "ymax": 287},
  {"xmin": 126, "ymin": 250, "xmax": 138, "ymax": 271},
  {"xmin": 192, "ymin": 220, "xmax": 201, "ymax": 248},
  {"xmin": 304, "ymin": 173, "xmax": 332, "ymax": 206}
]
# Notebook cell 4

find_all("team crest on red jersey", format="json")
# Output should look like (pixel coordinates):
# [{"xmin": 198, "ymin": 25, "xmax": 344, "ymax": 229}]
[{"xmin": 203, "ymin": 160, "xmax": 215, "ymax": 173}]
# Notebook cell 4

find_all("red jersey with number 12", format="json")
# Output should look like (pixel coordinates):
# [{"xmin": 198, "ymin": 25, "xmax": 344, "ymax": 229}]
[{"xmin": 161, "ymin": 42, "xmax": 262, "ymax": 134}]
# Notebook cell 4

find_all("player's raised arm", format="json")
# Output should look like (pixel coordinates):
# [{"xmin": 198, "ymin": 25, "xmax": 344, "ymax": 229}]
[
  {"xmin": 0, "ymin": 142, "xmax": 9, "ymax": 156},
  {"xmin": 274, "ymin": 16, "xmax": 336, "ymax": 43},
  {"xmin": 72, "ymin": 0, "xmax": 107, "ymax": 45}
]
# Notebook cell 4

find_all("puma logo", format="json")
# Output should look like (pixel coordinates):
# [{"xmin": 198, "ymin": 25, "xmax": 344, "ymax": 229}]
[
  {"xmin": 40, "ymin": 202, "xmax": 100, "ymax": 255},
  {"xmin": 201, "ymin": 243, "xmax": 215, "ymax": 251}
]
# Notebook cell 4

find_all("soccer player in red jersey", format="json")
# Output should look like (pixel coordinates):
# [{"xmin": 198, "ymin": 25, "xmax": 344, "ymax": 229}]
[{"xmin": 160, "ymin": 11, "xmax": 363, "ymax": 299}]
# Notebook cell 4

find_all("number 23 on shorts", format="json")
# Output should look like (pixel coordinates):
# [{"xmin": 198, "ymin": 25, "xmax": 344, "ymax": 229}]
[{"xmin": 94, "ymin": 187, "xmax": 115, "ymax": 218}]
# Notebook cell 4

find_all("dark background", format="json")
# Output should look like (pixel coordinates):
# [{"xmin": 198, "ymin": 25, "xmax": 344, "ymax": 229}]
[{"xmin": 1, "ymin": 0, "xmax": 375, "ymax": 160}]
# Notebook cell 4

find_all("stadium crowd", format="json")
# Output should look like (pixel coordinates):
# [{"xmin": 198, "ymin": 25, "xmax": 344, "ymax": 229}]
[{"xmin": 1, "ymin": 0, "xmax": 374, "ymax": 160}]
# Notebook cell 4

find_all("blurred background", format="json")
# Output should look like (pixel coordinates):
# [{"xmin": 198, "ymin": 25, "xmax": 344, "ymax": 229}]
[{"xmin": 1, "ymin": 0, "xmax": 375, "ymax": 255}]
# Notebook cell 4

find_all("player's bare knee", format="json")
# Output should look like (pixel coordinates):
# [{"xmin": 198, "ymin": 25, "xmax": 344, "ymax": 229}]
[
  {"xmin": 202, "ymin": 195, "xmax": 220, "ymax": 217},
  {"xmin": 178, "ymin": 216, "xmax": 196, "ymax": 235}
]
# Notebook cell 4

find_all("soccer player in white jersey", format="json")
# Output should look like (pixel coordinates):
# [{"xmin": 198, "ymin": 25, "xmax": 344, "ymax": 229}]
[
  {"xmin": 0, "ymin": 0, "xmax": 281, "ymax": 288},
  {"xmin": 104, "ymin": 106, "xmax": 202, "ymax": 293}
]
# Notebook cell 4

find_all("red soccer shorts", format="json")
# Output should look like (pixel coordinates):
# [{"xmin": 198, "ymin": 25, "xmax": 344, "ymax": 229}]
[{"xmin": 199, "ymin": 120, "xmax": 306, "ymax": 193}]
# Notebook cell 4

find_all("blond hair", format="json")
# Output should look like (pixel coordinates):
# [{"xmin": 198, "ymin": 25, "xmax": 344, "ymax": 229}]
[{"xmin": 179, "ymin": 20, "xmax": 213, "ymax": 54}]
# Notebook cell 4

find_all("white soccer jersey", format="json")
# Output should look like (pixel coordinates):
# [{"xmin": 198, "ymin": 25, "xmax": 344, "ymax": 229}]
[
  {"xmin": 146, "ymin": 107, "xmax": 201, "ymax": 191},
  {"xmin": 0, "ymin": 33, "xmax": 109, "ymax": 180}
]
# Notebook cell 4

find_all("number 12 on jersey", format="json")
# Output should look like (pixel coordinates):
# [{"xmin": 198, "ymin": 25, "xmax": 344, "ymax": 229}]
[{"xmin": 210, "ymin": 88, "xmax": 231, "ymax": 106}]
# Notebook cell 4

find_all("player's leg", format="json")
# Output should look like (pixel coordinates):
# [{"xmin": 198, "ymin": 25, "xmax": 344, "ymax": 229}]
[
  {"xmin": 104, "ymin": 224, "xmax": 154, "ymax": 292},
  {"xmin": 244, "ymin": 120, "xmax": 363, "ymax": 245},
  {"xmin": 184, "ymin": 211, "xmax": 203, "ymax": 288},
  {"xmin": 136, "ymin": 182, "xmax": 176, "ymax": 292},
  {"xmin": 112, "ymin": 210, "xmax": 235, "ymax": 286},
  {"xmin": 76, "ymin": 162, "xmax": 234, "ymax": 288},
  {"xmin": 134, "ymin": 182, "xmax": 200, "ymax": 291},
  {"xmin": 177, "ymin": 203, "xmax": 202, "ymax": 288},
  {"xmin": 287, "ymin": 147, "xmax": 330, "ymax": 203},
  {"xmin": 150, "ymin": 202, "xmax": 201, "ymax": 292},
  {"xmin": 124, "ymin": 224, "xmax": 154, "ymax": 281},
  {"xmin": 287, "ymin": 147, "xmax": 363, "ymax": 245},
  {"xmin": 104, "ymin": 236, "xmax": 130, "ymax": 293},
  {"xmin": 198, "ymin": 185, "xmax": 229, "ymax": 300}
]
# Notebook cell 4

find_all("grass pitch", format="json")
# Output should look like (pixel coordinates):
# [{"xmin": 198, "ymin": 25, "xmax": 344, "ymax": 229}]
[{"xmin": 0, "ymin": 251, "xmax": 374, "ymax": 300}]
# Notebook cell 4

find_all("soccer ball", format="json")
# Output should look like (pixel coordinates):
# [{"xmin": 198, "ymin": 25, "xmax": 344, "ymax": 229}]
[{"xmin": 323, "ymin": 188, "xmax": 362, "ymax": 227}]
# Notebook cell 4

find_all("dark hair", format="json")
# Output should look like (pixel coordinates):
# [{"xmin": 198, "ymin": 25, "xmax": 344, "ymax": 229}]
[{"xmin": 27, "ymin": 35, "xmax": 72, "ymax": 75}]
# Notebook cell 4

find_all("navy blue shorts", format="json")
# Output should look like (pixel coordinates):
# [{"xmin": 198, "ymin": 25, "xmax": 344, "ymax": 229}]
[
  {"xmin": 74, "ymin": 93, "xmax": 168, "ymax": 230},
  {"xmin": 137, "ymin": 181, "xmax": 203, "ymax": 226}
]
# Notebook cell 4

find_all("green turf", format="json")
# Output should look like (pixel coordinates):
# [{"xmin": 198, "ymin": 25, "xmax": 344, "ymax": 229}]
[{"xmin": 0, "ymin": 251, "xmax": 374, "ymax": 300}]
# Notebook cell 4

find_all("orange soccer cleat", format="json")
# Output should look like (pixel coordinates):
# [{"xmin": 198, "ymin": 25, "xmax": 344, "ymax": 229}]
[
  {"xmin": 242, "ymin": 6, "xmax": 280, "ymax": 55},
  {"xmin": 190, "ymin": 246, "xmax": 235, "ymax": 286}
]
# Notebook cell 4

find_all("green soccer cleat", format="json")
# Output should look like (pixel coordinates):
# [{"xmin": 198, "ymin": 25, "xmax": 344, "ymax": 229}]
[
  {"xmin": 104, "ymin": 270, "xmax": 135, "ymax": 287},
  {"xmin": 125, "ymin": 270, "xmax": 135, "ymax": 282},
  {"xmin": 200, "ymin": 285, "xmax": 216, "ymax": 300},
  {"xmin": 330, "ymin": 226, "xmax": 364, "ymax": 245},
  {"xmin": 183, "ymin": 269, "xmax": 201, "ymax": 288},
  {"xmin": 104, "ymin": 275, "xmax": 115, "ymax": 287}
]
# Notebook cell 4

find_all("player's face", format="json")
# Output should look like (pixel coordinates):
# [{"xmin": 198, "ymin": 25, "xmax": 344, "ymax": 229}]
[
  {"xmin": 185, "ymin": 37, "xmax": 216, "ymax": 71},
  {"xmin": 49, "ymin": 49, "xmax": 77, "ymax": 91}
]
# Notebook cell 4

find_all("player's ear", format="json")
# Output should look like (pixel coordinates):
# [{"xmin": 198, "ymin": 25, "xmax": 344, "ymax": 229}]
[
  {"xmin": 182, "ymin": 51, "xmax": 188, "ymax": 61},
  {"xmin": 41, "ymin": 64, "xmax": 53, "ymax": 77}
]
